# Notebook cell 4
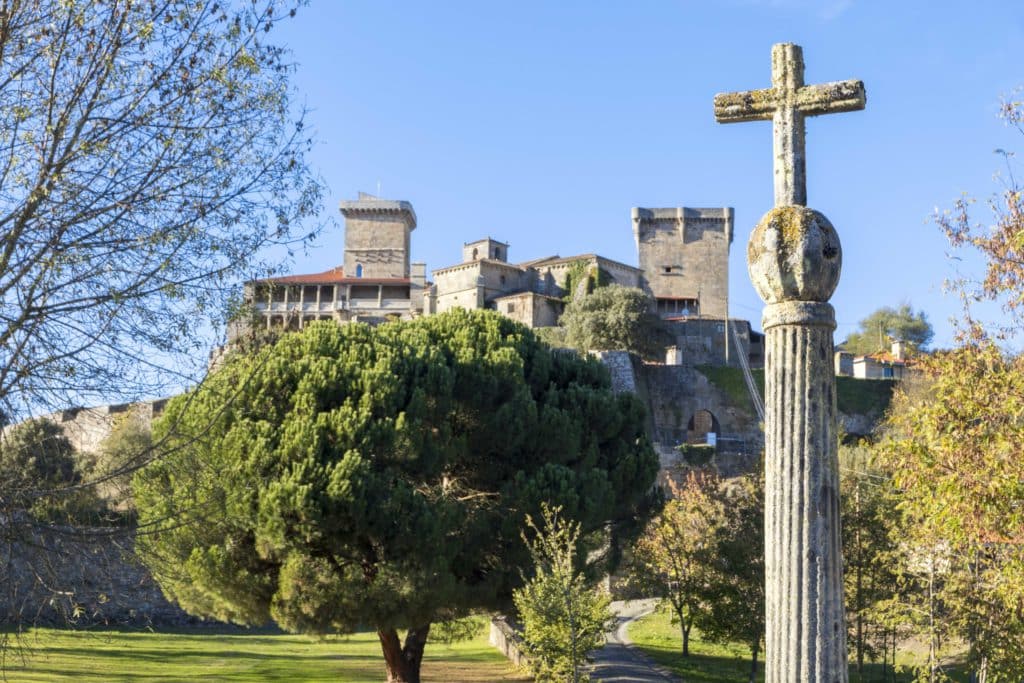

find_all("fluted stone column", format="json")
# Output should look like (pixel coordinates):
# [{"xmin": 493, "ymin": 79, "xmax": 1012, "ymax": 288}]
[{"xmin": 749, "ymin": 206, "xmax": 847, "ymax": 682}]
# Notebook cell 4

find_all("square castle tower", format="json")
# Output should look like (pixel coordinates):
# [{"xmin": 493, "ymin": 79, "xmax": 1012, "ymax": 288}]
[
  {"xmin": 632, "ymin": 207, "xmax": 733, "ymax": 319},
  {"xmin": 340, "ymin": 192, "xmax": 417, "ymax": 279}
]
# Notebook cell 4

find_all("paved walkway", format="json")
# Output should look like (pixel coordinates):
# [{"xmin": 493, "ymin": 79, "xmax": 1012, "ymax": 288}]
[{"xmin": 590, "ymin": 599, "xmax": 680, "ymax": 683}]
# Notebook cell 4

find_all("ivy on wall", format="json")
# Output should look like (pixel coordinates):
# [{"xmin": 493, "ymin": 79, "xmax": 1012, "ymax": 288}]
[{"xmin": 562, "ymin": 260, "xmax": 612, "ymax": 302}]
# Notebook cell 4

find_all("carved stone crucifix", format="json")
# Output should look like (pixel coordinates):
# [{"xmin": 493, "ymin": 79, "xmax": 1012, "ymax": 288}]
[
  {"xmin": 714, "ymin": 43, "xmax": 866, "ymax": 682},
  {"xmin": 714, "ymin": 43, "xmax": 865, "ymax": 207}
]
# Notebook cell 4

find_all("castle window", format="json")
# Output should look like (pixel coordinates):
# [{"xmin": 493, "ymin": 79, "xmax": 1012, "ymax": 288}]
[
  {"xmin": 506, "ymin": 302, "xmax": 516, "ymax": 313},
  {"xmin": 500, "ymin": 275, "xmax": 506, "ymax": 285},
  {"xmin": 663, "ymin": 266, "xmax": 672, "ymax": 274},
  {"xmin": 355, "ymin": 263, "xmax": 363, "ymax": 278},
  {"xmin": 472, "ymin": 248, "xmax": 479, "ymax": 260}
]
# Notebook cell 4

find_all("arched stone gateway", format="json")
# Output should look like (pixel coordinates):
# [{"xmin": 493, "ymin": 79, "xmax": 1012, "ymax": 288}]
[{"xmin": 687, "ymin": 409, "xmax": 719, "ymax": 443}]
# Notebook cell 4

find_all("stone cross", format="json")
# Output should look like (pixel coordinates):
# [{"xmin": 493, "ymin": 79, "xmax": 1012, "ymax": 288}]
[
  {"xmin": 714, "ymin": 44, "xmax": 865, "ymax": 683},
  {"xmin": 714, "ymin": 43, "xmax": 865, "ymax": 207}
]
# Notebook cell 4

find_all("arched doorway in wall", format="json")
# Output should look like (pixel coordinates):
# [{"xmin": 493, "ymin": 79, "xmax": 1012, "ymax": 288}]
[{"xmin": 687, "ymin": 409, "xmax": 720, "ymax": 444}]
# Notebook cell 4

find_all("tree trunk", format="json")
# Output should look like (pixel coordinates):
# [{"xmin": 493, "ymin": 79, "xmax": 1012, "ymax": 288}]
[
  {"xmin": 378, "ymin": 625, "xmax": 431, "ymax": 683},
  {"xmin": 748, "ymin": 639, "xmax": 760, "ymax": 683},
  {"xmin": 681, "ymin": 621, "xmax": 691, "ymax": 658}
]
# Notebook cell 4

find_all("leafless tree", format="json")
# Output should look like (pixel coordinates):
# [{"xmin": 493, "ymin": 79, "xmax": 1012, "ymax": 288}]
[
  {"xmin": 0, "ymin": 0, "xmax": 324, "ymax": 421},
  {"xmin": 0, "ymin": 0, "xmax": 324, "ymax": 628}
]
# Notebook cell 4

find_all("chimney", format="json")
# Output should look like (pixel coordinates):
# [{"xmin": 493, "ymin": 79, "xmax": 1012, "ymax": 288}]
[{"xmin": 891, "ymin": 339, "xmax": 906, "ymax": 362}]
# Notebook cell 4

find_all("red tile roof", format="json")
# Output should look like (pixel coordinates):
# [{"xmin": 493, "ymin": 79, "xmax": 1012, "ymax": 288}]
[
  {"xmin": 253, "ymin": 266, "xmax": 410, "ymax": 286},
  {"xmin": 859, "ymin": 351, "xmax": 911, "ymax": 365}
]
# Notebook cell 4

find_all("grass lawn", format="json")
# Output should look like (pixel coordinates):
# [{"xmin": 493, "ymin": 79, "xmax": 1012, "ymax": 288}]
[
  {"xmin": 626, "ymin": 607, "xmax": 765, "ymax": 683},
  {"xmin": 0, "ymin": 622, "xmax": 529, "ymax": 683},
  {"xmin": 628, "ymin": 606, "xmax": 968, "ymax": 683}
]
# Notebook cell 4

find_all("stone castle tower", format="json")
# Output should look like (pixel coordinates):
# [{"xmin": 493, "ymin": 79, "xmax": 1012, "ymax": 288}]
[
  {"xmin": 340, "ymin": 192, "xmax": 417, "ymax": 279},
  {"xmin": 632, "ymin": 207, "xmax": 733, "ymax": 319}
]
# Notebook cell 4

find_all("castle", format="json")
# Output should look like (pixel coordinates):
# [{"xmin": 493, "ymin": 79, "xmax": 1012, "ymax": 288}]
[
  {"xmin": 236, "ymin": 192, "xmax": 763, "ymax": 370},
  {"xmin": 16, "ymin": 194, "xmax": 776, "ymax": 629}
]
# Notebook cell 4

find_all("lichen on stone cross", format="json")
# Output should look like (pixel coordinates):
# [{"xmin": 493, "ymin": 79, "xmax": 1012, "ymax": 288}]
[{"xmin": 713, "ymin": 43, "xmax": 865, "ymax": 207}]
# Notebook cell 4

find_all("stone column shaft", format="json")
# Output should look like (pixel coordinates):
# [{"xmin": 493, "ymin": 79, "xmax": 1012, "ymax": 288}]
[
  {"xmin": 773, "ymin": 106, "xmax": 806, "ymax": 207},
  {"xmin": 763, "ymin": 302, "xmax": 846, "ymax": 682}
]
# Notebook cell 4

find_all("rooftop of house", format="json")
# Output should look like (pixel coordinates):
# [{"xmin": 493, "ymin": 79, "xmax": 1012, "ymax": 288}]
[
  {"xmin": 492, "ymin": 291, "xmax": 564, "ymax": 303},
  {"xmin": 516, "ymin": 253, "xmax": 642, "ymax": 273},
  {"xmin": 432, "ymin": 259, "xmax": 527, "ymax": 276},
  {"xmin": 251, "ymin": 266, "xmax": 412, "ymax": 287},
  {"xmin": 856, "ymin": 351, "xmax": 911, "ymax": 366}
]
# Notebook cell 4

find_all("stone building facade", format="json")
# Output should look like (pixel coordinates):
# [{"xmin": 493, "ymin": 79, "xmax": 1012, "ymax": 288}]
[
  {"xmin": 234, "ymin": 195, "xmax": 739, "ymax": 344},
  {"xmin": 232, "ymin": 193, "xmax": 427, "ymax": 338},
  {"xmin": 430, "ymin": 244, "xmax": 643, "ymax": 329},
  {"xmin": 631, "ymin": 206, "xmax": 734, "ymax": 319}
]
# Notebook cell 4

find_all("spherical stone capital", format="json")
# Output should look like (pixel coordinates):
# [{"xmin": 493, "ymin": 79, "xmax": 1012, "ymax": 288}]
[{"xmin": 747, "ymin": 205, "xmax": 842, "ymax": 304}]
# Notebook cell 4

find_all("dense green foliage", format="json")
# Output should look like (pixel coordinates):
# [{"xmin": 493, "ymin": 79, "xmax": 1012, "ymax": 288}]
[
  {"xmin": 834, "ymin": 376, "xmax": 897, "ymax": 416},
  {"xmin": 0, "ymin": 418, "xmax": 103, "ymax": 523},
  {"xmin": 629, "ymin": 472, "xmax": 722, "ymax": 658},
  {"xmin": 840, "ymin": 443, "xmax": 901, "ymax": 678},
  {"xmin": 134, "ymin": 310, "xmax": 658, "ymax": 683},
  {"xmin": 862, "ymin": 98, "xmax": 1024, "ymax": 683},
  {"xmin": 561, "ymin": 285, "xmax": 668, "ymax": 359},
  {"xmin": 697, "ymin": 475, "xmax": 765, "ymax": 683},
  {"xmin": 513, "ymin": 505, "xmax": 613, "ymax": 683},
  {"xmin": 630, "ymin": 471, "xmax": 764, "ymax": 682},
  {"xmin": 561, "ymin": 260, "xmax": 611, "ymax": 302},
  {"xmin": 874, "ymin": 347, "xmax": 1024, "ymax": 680},
  {"xmin": 843, "ymin": 304, "xmax": 933, "ymax": 356},
  {"xmin": 90, "ymin": 410, "xmax": 153, "ymax": 510}
]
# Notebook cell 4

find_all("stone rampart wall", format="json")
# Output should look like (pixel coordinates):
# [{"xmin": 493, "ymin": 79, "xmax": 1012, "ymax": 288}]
[{"xmin": 1, "ymin": 521, "xmax": 197, "ymax": 627}]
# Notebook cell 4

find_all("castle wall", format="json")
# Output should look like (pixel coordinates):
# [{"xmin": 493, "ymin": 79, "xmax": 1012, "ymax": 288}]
[
  {"xmin": 667, "ymin": 318, "xmax": 755, "ymax": 368},
  {"xmin": 494, "ymin": 292, "xmax": 562, "ymax": 328},
  {"xmin": 35, "ymin": 400, "xmax": 165, "ymax": 455},
  {"xmin": 432, "ymin": 261, "xmax": 526, "ymax": 313},
  {"xmin": 530, "ymin": 256, "xmax": 643, "ymax": 300},
  {"xmin": 343, "ymin": 214, "xmax": 411, "ymax": 279},
  {"xmin": 0, "ymin": 522, "xmax": 198, "ymax": 627},
  {"xmin": 632, "ymin": 207, "xmax": 733, "ymax": 318},
  {"xmin": 339, "ymin": 196, "xmax": 417, "ymax": 280},
  {"xmin": 596, "ymin": 257, "xmax": 644, "ymax": 289},
  {"xmin": 638, "ymin": 363, "xmax": 763, "ymax": 476}
]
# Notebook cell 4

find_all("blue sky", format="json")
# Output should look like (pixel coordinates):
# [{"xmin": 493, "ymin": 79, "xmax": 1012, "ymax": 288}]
[{"xmin": 271, "ymin": 1, "xmax": 1024, "ymax": 349}]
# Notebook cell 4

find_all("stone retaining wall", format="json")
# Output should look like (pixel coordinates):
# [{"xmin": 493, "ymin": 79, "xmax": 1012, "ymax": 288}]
[
  {"xmin": 489, "ymin": 615, "xmax": 529, "ymax": 668},
  {"xmin": 1, "ymin": 520, "xmax": 199, "ymax": 627}
]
